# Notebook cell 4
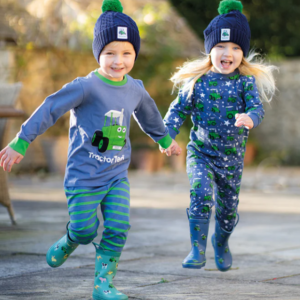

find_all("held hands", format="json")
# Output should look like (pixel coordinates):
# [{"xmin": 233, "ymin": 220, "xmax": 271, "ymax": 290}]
[
  {"xmin": 0, "ymin": 146, "xmax": 24, "ymax": 172},
  {"xmin": 160, "ymin": 139, "xmax": 182, "ymax": 156},
  {"xmin": 234, "ymin": 113, "xmax": 254, "ymax": 130}
]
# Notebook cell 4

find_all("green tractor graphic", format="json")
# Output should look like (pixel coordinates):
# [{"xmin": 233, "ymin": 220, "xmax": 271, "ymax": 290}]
[
  {"xmin": 192, "ymin": 180, "xmax": 202, "ymax": 189},
  {"xmin": 222, "ymin": 31, "xmax": 229, "ymax": 37},
  {"xmin": 92, "ymin": 109, "xmax": 126, "ymax": 153},
  {"xmin": 229, "ymin": 74, "xmax": 239, "ymax": 80},
  {"xmin": 178, "ymin": 112, "xmax": 187, "ymax": 121},
  {"xmin": 245, "ymin": 94, "xmax": 254, "ymax": 102},
  {"xmin": 209, "ymin": 81, "xmax": 218, "ymax": 87},
  {"xmin": 185, "ymin": 105, "xmax": 192, "ymax": 111},
  {"xmin": 226, "ymin": 106, "xmax": 238, "ymax": 119},
  {"xmin": 209, "ymin": 129, "xmax": 221, "ymax": 140},
  {"xmin": 209, "ymin": 92, "xmax": 222, "ymax": 101},
  {"xmin": 212, "ymin": 104, "xmax": 220, "ymax": 113},
  {"xmin": 196, "ymin": 78, "xmax": 203, "ymax": 83},
  {"xmin": 227, "ymin": 136, "xmax": 234, "ymax": 141},
  {"xmin": 204, "ymin": 195, "xmax": 212, "ymax": 201},
  {"xmin": 196, "ymin": 115, "xmax": 202, "ymax": 121},
  {"xmin": 228, "ymin": 97, "xmax": 237, "ymax": 103},
  {"xmin": 195, "ymin": 102, "xmax": 204, "ymax": 112},
  {"xmin": 207, "ymin": 119, "xmax": 217, "ymax": 126},
  {"xmin": 225, "ymin": 145, "xmax": 237, "ymax": 155},
  {"xmin": 243, "ymin": 81, "xmax": 254, "ymax": 92},
  {"xmin": 195, "ymin": 140, "xmax": 204, "ymax": 148},
  {"xmin": 119, "ymin": 30, "xmax": 126, "ymax": 36}
]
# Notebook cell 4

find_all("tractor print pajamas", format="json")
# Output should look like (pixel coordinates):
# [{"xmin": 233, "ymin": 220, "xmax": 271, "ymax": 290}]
[
  {"xmin": 164, "ymin": 70, "xmax": 264, "ymax": 231},
  {"xmin": 9, "ymin": 70, "xmax": 172, "ymax": 252}
]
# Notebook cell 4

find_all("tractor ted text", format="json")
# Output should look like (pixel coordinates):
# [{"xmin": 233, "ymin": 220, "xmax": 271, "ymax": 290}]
[{"xmin": 88, "ymin": 152, "xmax": 125, "ymax": 164}]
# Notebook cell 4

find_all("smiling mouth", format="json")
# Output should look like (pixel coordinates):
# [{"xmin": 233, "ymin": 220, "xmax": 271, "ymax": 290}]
[{"xmin": 221, "ymin": 60, "xmax": 232, "ymax": 68}]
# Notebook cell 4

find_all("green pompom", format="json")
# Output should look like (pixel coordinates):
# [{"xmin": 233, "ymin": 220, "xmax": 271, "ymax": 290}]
[
  {"xmin": 218, "ymin": 0, "xmax": 243, "ymax": 15},
  {"xmin": 102, "ymin": 0, "xmax": 123, "ymax": 13}
]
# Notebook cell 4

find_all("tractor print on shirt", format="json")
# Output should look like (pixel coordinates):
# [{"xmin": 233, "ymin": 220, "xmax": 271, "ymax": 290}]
[
  {"xmin": 92, "ymin": 109, "xmax": 126, "ymax": 153},
  {"xmin": 209, "ymin": 91, "xmax": 222, "ymax": 101},
  {"xmin": 195, "ymin": 140, "xmax": 205, "ymax": 148},
  {"xmin": 209, "ymin": 81, "xmax": 218, "ymax": 87},
  {"xmin": 207, "ymin": 119, "xmax": 217, "ymax": 126},
  {"xmin": 228, "ymin": 97, "xmax": 237, "ymax": 103},
  {"xmin": 225, "ymin": 145, "xmax": 237, "ymax": 155},
  {"xmin": 229, "ymin": 74, "xmax": 240, "ymax": 80},
  {"xmin": 243, "ymin": 81, "xmax": 254, "ymax": 92},
  {"xmin": 119, "ymin": 29, "xmax": 126, "ymax": 36},
  {"xmin": 245, "ymin": 94, "xmax": 254, "ymax": 102},
  {"xmin": 195, "ymin": 102, "xmax": 204, "ymax": 112},
  {"xmin": 226, "ymin": 106, "xmax": 238, "ymax": 119}
]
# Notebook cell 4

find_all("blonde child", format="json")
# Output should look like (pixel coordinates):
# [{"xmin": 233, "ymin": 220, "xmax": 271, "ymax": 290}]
[
  {"xmin": 0, "ymin": 0, "xmax": 178, "ymax": 299},
  {"xmin": 162, "ymin": 0, "xmax": 277, "ymax": 271}
]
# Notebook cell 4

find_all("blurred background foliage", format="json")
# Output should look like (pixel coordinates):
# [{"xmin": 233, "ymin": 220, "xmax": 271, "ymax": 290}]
[
  {"xmin": 170, "ymin": 0, "xmax": 300, "ymax": 58},
  {"xmin": 1, "ymin": 0, "xmax": 300, "ymax": 169}
]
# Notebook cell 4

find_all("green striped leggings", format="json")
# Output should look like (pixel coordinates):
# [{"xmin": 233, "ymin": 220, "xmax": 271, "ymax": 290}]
[{"xmin": 65, "ymin": 178, "xmax": 130, "ymax": 252}]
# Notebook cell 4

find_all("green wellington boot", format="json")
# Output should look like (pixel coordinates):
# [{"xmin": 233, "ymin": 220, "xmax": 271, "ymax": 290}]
[
  {"xmin": 46, "ymin": 223, "xmax": 79, "ymax": 268},
  {"xmin": 92, "ymin": 242, "xmax": 128, "ymax": 300}
]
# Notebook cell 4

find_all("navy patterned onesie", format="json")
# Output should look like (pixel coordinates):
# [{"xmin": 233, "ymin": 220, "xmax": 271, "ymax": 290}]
[{"xmin": 164, "ymin": 70, "xmax": 264, "ymax": 231}]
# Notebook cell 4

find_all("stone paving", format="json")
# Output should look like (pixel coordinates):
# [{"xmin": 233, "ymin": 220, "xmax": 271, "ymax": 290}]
[{"xmin": 0, "ymin": 168, "xmax": 299, "ymax": 299}]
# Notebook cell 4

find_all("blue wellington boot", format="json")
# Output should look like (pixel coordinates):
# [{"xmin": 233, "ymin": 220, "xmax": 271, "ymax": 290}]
[
  {"xmin": 92, "ymin": 243, "xmax": 128, "ymax": 300},
  {"xmin": 46, "ymin": 224, "xmax": 79, "ymax": 268},
  {"xmin": 182, "ymin": 208, "xmax": 210, "ymax": 269},
  {"xmin": 211, "ymin": 215, "xmax": 239, "ymax": 272}
]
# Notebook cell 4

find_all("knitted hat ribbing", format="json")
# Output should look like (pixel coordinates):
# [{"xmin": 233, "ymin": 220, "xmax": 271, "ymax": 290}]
[
  {"xmin": 92, "ymin": 0, "xmax": 140, "ymax": 63},
  {"xmin": 204, "ymin": 0, "xmax": 251, "ymax": 56}
]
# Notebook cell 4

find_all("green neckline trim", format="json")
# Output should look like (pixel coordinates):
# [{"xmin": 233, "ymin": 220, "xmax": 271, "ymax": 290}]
[
  {"xmin": 157, "ymin": 134, "xmax": 172, "ymax": 149},
  {"xmin": 94, "ymin": 70, "xmax": 127, "ymax": 86},
  {"xmin": 8, "ymin": 137, "xmax": 29, "ymax": 156}
]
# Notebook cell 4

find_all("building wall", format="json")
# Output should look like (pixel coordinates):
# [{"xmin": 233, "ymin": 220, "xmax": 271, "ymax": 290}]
[{"xmin": 251, "ymin": 60, "xmax": 300, "ymax": 164}]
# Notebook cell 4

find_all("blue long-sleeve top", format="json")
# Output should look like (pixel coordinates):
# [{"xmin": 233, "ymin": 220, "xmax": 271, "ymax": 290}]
[
  {"xmin": 164, "ymin": 70, "xmax": 264, "ymax": 167},
  {"xmin": 9, "ymin": 70, "xmax": 172, "ymax": 187}
]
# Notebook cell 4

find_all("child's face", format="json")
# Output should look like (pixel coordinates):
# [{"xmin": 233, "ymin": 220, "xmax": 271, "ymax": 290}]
[
  {"xmin": 98, "ymin": 42, "xmax": 136, "ymax": 82},
  {"xmin": 210, "ymin": 42, "xmax": 243, "ymax": 74}
]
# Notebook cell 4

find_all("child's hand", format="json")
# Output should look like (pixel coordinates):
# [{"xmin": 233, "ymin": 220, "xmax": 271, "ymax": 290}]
[
  {"xmin": 235, "ymin": 113, "xmax": 254, "ymax": 130},
  {"xmin": 160, "ymin": 139, "xmax": 182, "ymax": 156},
  {"xmin": 0, "ymin": 146, "xmax": 24, "ymax": 172}
]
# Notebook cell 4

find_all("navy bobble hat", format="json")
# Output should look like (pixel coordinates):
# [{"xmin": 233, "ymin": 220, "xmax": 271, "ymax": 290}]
[
  {"xmin": 204, "ymin": 0, "xmax": 251, "ymax": 56},
  {"xmin": 92, "ymin": 0, "xmax": 140, "ymax": 63}
]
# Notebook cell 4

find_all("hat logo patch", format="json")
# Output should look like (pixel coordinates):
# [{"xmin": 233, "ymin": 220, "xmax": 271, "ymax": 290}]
[
  {"xmin": 221, "ymin": 29, "xmax": 230, "ymax": 41},
  {"xmin": 118, "ymin": 27, "xmax": 128, "ymax": 39}
]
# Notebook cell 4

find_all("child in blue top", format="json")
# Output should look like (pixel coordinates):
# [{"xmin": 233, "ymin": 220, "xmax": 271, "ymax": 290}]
[
  {"xmin": 162, "ymin": 0, "xmax": 277, "ymax": 272},
  {"xmin": 0, "ymin": 1, "xmax": 177, "ymax": 299}
]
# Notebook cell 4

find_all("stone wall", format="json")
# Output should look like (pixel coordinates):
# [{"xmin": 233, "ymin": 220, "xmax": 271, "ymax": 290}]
[{"xmin": 251, "ymin": 60, "xmax": 300, "ymax": 164}]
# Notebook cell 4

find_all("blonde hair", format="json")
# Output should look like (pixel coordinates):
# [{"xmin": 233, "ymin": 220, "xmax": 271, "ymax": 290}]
[{"xmin": 171, "ymin": 51, "xmax": 278, "ymax": 103}]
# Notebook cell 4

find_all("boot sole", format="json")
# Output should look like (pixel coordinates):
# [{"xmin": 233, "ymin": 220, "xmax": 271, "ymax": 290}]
[
  {"xmin": 92, "ymin": 292, "xmax": 128, "ymax": 300},
  {"xmin": 182, "ymin": 261, "xmax": 206, "ymax": 269}
]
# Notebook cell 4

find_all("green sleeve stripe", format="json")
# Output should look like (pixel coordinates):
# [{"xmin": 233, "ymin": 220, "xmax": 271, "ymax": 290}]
[
  {"xmin": 157, "ymin": 134, "xmax": 172, "ymax": 149},
  {"xmin": 105, "ymin": 218, "xmax": 130, "ymax": 225},
  {"xmin": 76, "ymin": 218, "xmax": 99, "ymax": 231},
  {"xmin": 104, "ymin": 226, "xmax": 129, "ymax": 233},
  {"xmin": 69, "ymin": 209, "xmax": 95, "ymax": 216},
  {"xmin": 8, "ymin": 137, "xmax": 29, "ymax": 156},
  {"xmin": 103, "ymin": 233, "xmax": 127, "ymax": 240},
  {"xmin": 70, "ymin": 212, "xmax": 97, "ymax": 223},
  {"xmin": 103, "ymin": 202, "xmax": 129, "ymax": 209},
  {"xmin": 69, "ymin": 228, "xmax": 98, "ymax": 238},
  {"xmin": 68, "ymin": 200, "xmax": 101, "ymax": 208},
  {"xmin": 110, "ymin": 187, "xmax": 129, "ymax": 194},
  {"xmin": 106, "ymin": 195, "xmax": 130, "ymax": 202},
  {"xmin": 102, "ymin": 238, "xmax": 124, "ymax": 247},
  {"xmin": 103, "ymin": 210, "xmax": 129, "ymax": 217}
]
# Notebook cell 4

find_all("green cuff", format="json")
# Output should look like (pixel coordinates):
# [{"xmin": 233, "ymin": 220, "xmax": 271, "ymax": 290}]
[
  {"xmin": 8, "ymin": 137, "xmax": 29, "ymax": 156},
  {"xmin": 157, "ymin": 134, "xmax": 172, "ymax": 149}
]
